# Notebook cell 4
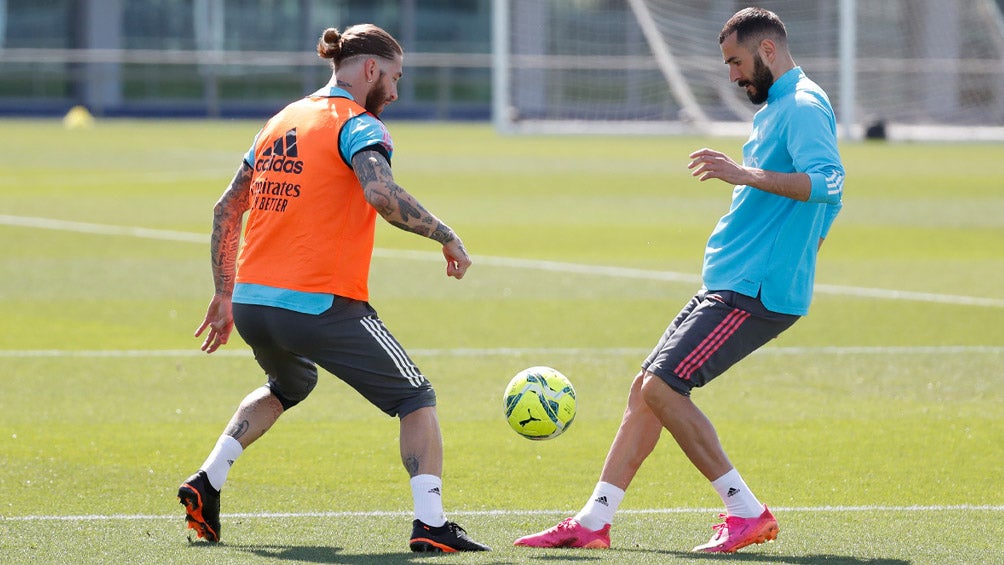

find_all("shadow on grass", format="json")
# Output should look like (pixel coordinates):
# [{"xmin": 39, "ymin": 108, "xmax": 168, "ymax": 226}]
[
  {"xmin": 187, "ymin": 541, "xmax": 530, "ymax": 564},
  {"xmin": 524, "ymin": 557, "xmax": 602, "ymax": 562},
  {"xmin": 186, "ymin": 541, "xmax": 907, "ymax": 564},
  {"xmin": 652, "ymin": 549, "xmax": 910, "ymax": 565}
]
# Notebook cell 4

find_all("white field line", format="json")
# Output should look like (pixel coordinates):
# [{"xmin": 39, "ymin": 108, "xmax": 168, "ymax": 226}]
[
  {"xmin": 0, "ymin": 346, "xmax": 1001, "ymax": 358},
  {"xmin": 3, "ymin": 504, "xmax": 1002, "ymax": 522},
  {"xmin": 3, "ymin": 214, "xmax": 1004, "ymax": 308},
  {"xmin": 0, "ymin": 214, "xmax": 206, "ymax": 243}
]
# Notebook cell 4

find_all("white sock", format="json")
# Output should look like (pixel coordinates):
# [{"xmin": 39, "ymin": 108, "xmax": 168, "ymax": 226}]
[
  {"xmin": 199, "ymin": 435, "xmax": 243, "ymax": 491},
  {"xmin": 711, "ymin": 468, "xmax": 764, "ymax": 518},
  {"xmin": 410, "ymin": 474, "xmax": 446, "ymax": 527},
  {"xmin": 574, "ymin": 481, "xmax": 625, "ymax": 531}
]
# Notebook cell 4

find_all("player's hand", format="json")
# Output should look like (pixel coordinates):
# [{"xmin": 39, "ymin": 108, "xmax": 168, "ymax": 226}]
[
  {"xmin": 194, "ymin": 293, "xmax": 234, "ymax": 354},
  {"xmin": 442, "ymin": 238, "xmax": 471, "ymax": 280},
  {"xmin": 688, "ymin": 148, "xmax": 748, "ymax": 185}
]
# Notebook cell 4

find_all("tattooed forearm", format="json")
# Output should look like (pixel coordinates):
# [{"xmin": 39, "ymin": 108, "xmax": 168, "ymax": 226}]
[
  {"xmin": 353, "ymin": 150, "xmax": 452, "ymax": 241},
  {"xmin": 390, "ymin": 220, "xmax": 456, "ymax": 245},
  {"xmin": 395, "ymin": 197, "xmax": 424, "ymax": 223},
  {"xmin": 429, "ymin": 222, "xmax": 455, "ymax": 245},
  {"xmin": 210, "ymin": 163, "xmax": 252, "ymax": 296}
]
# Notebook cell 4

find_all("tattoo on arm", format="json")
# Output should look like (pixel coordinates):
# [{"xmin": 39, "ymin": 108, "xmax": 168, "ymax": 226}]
[
  {"xmin": 396, "ymin": 198, "xmax": 423, "ymax": 223},
  {"xmin": 211, "ymin": 163, "xmax": 252, "ymax": 296},
  {"xmin": 353, "ymin": 151, "xmax": 453, "ymax": 242},
  {"xmin": 430, "ymin": 222, "xmax": 454, "ymax": 245},
  {"xmin": 353, "ymin": 152, "xmax": 390, "ymax": 213}
]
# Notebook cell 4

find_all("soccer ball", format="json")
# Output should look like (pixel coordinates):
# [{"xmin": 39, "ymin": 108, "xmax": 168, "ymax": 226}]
[{"xmin": 503, "ymin": 366, "xmax": 576, "ymax": 440}]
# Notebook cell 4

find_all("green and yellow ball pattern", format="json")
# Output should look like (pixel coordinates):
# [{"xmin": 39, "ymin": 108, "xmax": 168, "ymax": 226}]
[{"xmin": 503, "ymin": 366, "xmax": 576, "ymax": 440}]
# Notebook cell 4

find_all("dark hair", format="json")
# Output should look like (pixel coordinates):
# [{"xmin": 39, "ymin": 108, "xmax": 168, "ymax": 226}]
[
  {"xmin": 316, "ymin": 24, "xmax": 403, "ymax": 68},
  {"xmin": 719, "ymin": 7, "xmax": 787, "ymax": 47}
]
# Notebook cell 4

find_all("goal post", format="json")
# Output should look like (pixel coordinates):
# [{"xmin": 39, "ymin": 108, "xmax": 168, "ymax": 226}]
[
  {"xmin": 625, "ymin": 0, "xmax": 712, "ymax": 132},
  {"xmin": 492, "ymin": 0, "xmax": 1004, "ymax": 141}
]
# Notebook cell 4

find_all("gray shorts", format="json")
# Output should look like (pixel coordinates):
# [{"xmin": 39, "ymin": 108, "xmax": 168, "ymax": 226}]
[
  {"xmin": 642, "ymin": 290, "xmax": 799, "ymax": 396},
  {"xmin": 231, "ymin": 297, "xmax": 436, "ymax": 417}
]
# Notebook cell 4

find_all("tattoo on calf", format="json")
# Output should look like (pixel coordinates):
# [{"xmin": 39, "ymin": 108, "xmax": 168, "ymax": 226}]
[
  {"xmin": 227, "ymin": 419, "xmax": 250, "ymax": 441},
  {"xmin": 404, "ymin": 455, "xmax": 421, "ymax": 476}
]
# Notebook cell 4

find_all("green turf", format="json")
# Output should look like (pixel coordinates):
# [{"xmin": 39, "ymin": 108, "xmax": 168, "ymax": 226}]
[{"xmin": 0, "ymin": 119, "xmax": 1001, "ymax": 564}]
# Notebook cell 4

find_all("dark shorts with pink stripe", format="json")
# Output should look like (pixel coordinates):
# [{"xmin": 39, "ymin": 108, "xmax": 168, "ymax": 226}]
[{"xmin": 642, "ymin": 290, "xmax": 799, "ymax": 396}]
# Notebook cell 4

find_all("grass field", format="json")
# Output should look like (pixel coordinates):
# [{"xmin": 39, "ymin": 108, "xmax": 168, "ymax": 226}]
[{"xmin": 0, "ymin": 119, "xmax": 1001, "ymax": 564}]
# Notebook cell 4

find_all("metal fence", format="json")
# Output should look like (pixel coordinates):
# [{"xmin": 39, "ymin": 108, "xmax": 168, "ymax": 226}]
[{"xmin": 0, "ymin": 0, "xmax": 494, "ymax": 120}]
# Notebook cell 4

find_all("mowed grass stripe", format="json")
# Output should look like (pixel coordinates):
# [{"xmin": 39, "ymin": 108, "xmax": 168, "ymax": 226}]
[
  {"xmin": 7, "ymin": 504, "xmax": 1002, "ymax": 521},
  {"xmin": 2, "ymin": 213, "xmax": 1002, "ymax": 308},
  {"xmin": 1, "ymin": 346, "xmax": 1001, "ymax": 357}
]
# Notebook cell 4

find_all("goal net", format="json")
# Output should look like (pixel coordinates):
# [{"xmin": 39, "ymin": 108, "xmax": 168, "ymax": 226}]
[{"xmin": 493, "ymin": 0, "xmax": 1004, "ymax": 141}]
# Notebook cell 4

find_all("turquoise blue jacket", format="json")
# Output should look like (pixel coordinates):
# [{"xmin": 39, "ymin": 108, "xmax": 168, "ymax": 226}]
[{"xmin": 703, "ymin": 67, "xmax": 844, "ymax": 316}]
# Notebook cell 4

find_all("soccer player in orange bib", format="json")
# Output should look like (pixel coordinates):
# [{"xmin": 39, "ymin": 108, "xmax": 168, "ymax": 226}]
[{"xmin": 177, "ymin": 23, "xmax": 489, "ymax": 553}]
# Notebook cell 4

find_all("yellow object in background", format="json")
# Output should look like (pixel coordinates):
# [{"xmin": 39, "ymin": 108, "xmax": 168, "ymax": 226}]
[{"xmin": 63, "ymin": 105, "xmax": 95, "ymax": 129}]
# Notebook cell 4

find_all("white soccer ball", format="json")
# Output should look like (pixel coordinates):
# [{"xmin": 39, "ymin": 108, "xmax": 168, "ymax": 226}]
[{"xmin": 503, "ymin": 366, "xmax": 576, "ymax": 440}]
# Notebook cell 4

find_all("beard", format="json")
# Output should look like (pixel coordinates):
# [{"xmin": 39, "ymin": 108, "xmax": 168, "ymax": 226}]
[
  {"xmin": 739, "ymin": 54, "xmax": 774, "ymax": 105},
  {"xmin": 364, "ymin": 72, "xmax": 389, "ymax": 115}
]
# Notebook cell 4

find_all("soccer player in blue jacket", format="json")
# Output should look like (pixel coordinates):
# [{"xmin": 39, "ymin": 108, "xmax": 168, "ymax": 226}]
[{"xmin": 515, "ymin": 7, "xmax": 844, "ymax": 554}]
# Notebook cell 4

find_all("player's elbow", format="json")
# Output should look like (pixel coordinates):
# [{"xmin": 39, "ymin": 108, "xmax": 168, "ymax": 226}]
[{"xmin": 808, "ymin": 169, "xmax": 844, "ymax": 204}]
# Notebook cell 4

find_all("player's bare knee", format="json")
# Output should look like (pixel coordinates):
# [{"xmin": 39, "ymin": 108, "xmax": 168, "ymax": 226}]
[
  {"xmin": 640, "ymin": 371, "xmax": 687, "ymax": 409},
  {"xmin": 639, "ymin": 372, "xmax": 662, "ymax": 406}
]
